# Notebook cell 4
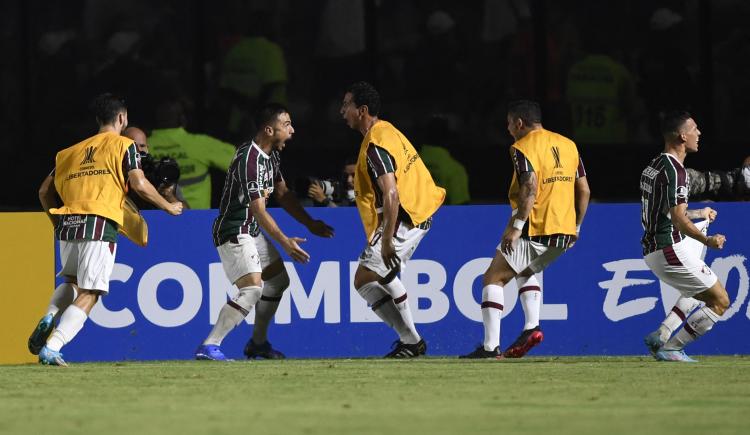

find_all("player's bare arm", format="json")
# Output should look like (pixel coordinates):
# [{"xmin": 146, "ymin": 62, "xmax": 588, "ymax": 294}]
[
  {"xmin": 128, "ymin": 169, "xmax": 183, "ymax": 216},
  {"xmin": 274, "ymin": 179, "xmax": 334, "ymax": 238},
  {"xmin": 686, "ymin": 206, "xmax": 717, "ymax": 222},
  {"xmin": 671, "ymin": 203, "xmax": 725, "ymax": 249},
  {"xmin": 250, "ymin": 196, "xmax": 310, "ymax": 263},
  {"xmin": 502, "ymin": 171, "xmax": 537, "ymax": 254},
  {"xmin": 377, "ymin": 172, "xmax": 400, "ymax": 270},
  {"xmin": 38, "ymin": 174, "xmax": 60, "ymax": 226}
]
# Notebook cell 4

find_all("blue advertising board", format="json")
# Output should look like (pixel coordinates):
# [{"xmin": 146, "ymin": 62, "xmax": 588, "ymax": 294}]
[{"xmin": 59, "ymin": 204, "xmax": 750, "ymax": 361}]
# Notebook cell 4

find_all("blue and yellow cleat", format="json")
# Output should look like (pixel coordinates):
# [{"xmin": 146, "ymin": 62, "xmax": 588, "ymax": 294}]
[
  {"xmin": 195, "ymin": 344, "xmax": 229, "ymax": 361},
  {"xmin": 39, "ymin": 346, "xmax": 68, "ymax": 367},
  {"xmin": 644, "ymin": 331, "xmax": 665, "ymax": 358},
  {"xmin": 28, "ymin": 313, "xmax": 54, "ymax": 355},
  {"xmin": 654, "ymin": 349, "xmax": 697, "ymax": 363}
]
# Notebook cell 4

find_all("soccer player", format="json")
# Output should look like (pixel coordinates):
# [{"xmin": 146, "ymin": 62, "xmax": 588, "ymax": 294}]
[
  {"xmin": 29, "ymin": 94, "xmax": 184, "ymax": 366},
  {"xmin": 195, "ymin": 103, "xmax": 334, "ymax": 360},
  {"xmin": 460, "ymin": 100, "xmax": 590, "ymax": 358},
  {"xmin": 640, "ymin": 111, "xmax": 730, "ymax": 362},
  {"xmin": 340, "ymin": 81, "xmax": 445, "ymax": 358}
]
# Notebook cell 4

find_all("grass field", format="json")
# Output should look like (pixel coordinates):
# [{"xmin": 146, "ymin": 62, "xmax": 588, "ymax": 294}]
[{"xmin": 1, "ymin": 356, "xmax": 749, "ymax": 435}]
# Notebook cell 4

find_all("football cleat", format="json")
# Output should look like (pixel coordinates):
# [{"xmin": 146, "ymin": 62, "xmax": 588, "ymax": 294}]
[
  {"xmin": 244, "ymin": 340, "xmax": 286, "ymax": 359},
  {"xmin": 28, "ymin": 313, "xmax": 54, "ymax": 355},
  {"xmin": 195, "ymin": 344, "xmax": 229, "ymax": 361},
  {"xmin": 459, "ymin": 345, "xmax": 501, "ymax": 359},
  {"xmin": 38, "ymin": 346, "xmax": 68, "ymax": 367},
  {"xmin": 644, "ymin": 331, "xmax": 666, "ymax": 357},
  {"xmin": 654, "ymin": 349, "xmax": 697, "ymax": 363},
  {"xmin": 503, "ymin": 326, "xmax": 544, "ymax": 358},
  {"xmin": 384, "ymin": 339, "xmax": 426, "ymax": 358}
]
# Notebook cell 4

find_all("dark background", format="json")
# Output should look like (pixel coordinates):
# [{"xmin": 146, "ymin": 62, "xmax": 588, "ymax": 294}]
[{"xmin": 1, "ymin": 0, "xmax": 748, "ymax": 209}]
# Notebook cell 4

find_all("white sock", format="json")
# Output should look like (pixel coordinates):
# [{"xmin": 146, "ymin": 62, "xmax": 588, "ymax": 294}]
[
  {"xmin": 516, "ymin": 275, "xmax": 541, "ymax": 330},
  {"xmin": 252, "ymin": 273, "xmax": 289, "ymax": 345},
  {"xmin": 357, "ymin": 282, "xmax": 415, "ymax": 342},
  {"xmin": 664, "ymin": 306, "xmax": 721, "ymax": 350},
  {"xmin": 204, "ymin": 285, "xmax": 262, "ymax": 346},
  {"xmin": 481, "ymin": 284, "xmax": 504, "ymax": 351},
  {"xmin": 658, "ymin": 297, "xmax": 703, "ymax": 341},
  {"xmin": 47, "ymin": 283, "xmax": 77, "ymax": 319},
  {"xmin": 46, "ymin": 305, "xmax": 88, "ymax": 352},
  {"xmin": 382, "ymin": 277, "xmax": 420, "ymax": 344}
]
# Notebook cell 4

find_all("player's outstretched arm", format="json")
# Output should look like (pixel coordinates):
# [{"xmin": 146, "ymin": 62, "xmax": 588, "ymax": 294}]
[
  {"xmin": 251, "ymin": 197, "xmax": 310, "ymax": 263},
  {"xmin": 128, "ymin": 169, "xmax": 183, "ymax": 216},
  {"xmin": 671, "ymin": 203, "xmax": 725, "ymax": 249},
  {"xmin": 274, "ymin": 179, "xmax": 334, "ymax": 238},
  {"xmin": 38, "ymin": 174, "xmax": 59, "ymax": 226}
]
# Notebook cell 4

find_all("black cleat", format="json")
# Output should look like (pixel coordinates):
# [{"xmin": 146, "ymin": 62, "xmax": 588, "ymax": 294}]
[
  {"xmin": 384, "ymin": 339, "xmax": 426, "ymax": 358},
  {"xmin": 459, "ymin": 345, "xmax": 501, "ymax": 359},
  {"xmin": 244, "ymin": 340, "xmax": 286, "ymax": 359}
]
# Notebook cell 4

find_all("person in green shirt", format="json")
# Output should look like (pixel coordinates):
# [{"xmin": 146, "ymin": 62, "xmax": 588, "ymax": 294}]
[
  {"xmin": 418, "ymin": 116, "xmax": 470, "ymax": 205},
  {"xmin": 148, "ymin": 97, "xmax": 237, "ymax": 209}
]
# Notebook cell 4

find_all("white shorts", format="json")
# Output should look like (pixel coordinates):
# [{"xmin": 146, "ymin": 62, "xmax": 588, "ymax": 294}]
[
  {"xmin": 644, "ymin": 238, "xmax": 718, "ymax": 297},
  {"xmin": 217, "ymin": 233, "xmax": 281, "ymax": 284},
  {"xmin": 58, "ymin": 240, "xmax": 117, "ymax": 293},
  {"xmin": 359, "ymin": 219, "xmax": 430, "ymax": 278},
  {"xmin": 499, "ymin": 238, "xmax": 565, "ymax": 274}
]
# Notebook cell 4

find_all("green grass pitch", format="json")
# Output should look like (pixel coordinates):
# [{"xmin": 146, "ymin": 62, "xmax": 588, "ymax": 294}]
[{"xmin": 1, "ymin": 356, "xmax": 749, "ymax": 435}]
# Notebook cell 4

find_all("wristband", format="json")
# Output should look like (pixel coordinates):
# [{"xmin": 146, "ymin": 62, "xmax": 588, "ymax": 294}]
[{"xmin": 512, "ymin": 218, "xmax": 526, "ymax": 231}]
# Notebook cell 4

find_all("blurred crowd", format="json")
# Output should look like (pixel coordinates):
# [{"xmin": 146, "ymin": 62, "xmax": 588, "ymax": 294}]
[{"xmin": 1, "ymin": 0, "xmax": 749, "ymax": 209}]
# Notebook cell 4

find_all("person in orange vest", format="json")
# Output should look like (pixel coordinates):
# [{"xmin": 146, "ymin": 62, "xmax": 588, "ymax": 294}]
[
  {"xmin": 460, "ymin": 100, "xmax": 590, "ymax": 359},
  {"xmin": 30, "ymin": 94, "xmax": 183, "ymax": 366},
  {"xmin": 340, "ymin": 81, "xmax": 445, "ymax": 358}
]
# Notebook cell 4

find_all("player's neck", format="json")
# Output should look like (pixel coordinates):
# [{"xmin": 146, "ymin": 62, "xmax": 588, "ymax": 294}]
[
  {"xmin": 664, "ymin": 144, "xmax": 687, "ymax": 163},
  {"xmin": 254, "ymin": 138, "xmax": 274, "ymax": 155},
  {"xmin": 359, "ymin": 117, "xmax": 379, "ymax": 136},
  {"xmin": 98, "ymin": 125, "xmax": 120, "ymax": 135}
]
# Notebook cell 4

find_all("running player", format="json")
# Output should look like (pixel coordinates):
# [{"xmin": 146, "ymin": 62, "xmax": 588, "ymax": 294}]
[
  {"xmin": 29, "ymin": 93, "xmax": 183, "ymax": 366},
  {"xmin": 195, "ymin": 103, "xmax": 334, "ymax": 360},
  {"xmin": 460, "ymin": 100, "xmax": 590, "ymax": 358},
  {"xmin": 640, "ymin": 110, "xmax": 729, "ymax": 362},
  {"xmin": 340, "ymin": 81, "xmax": 445, "ymax": 358}
]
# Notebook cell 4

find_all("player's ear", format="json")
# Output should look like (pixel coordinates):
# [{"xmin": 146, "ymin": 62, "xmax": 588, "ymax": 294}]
[
  {"xmin": 264, "ymin": 125, "xmax": 274, "ymax": 136},
  {"xmin": 358, "ymin": 105, "xmax": 369, "ymax": 118}
]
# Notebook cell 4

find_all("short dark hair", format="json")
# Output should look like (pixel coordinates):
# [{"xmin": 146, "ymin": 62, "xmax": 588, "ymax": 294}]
[
  {"xmin": 660, "ymin": 110, "xmax": 692, "ymax": 139},
  {"xmin": 91, "ymin": 93, "xmax": 127, "ymax": 125},
  {"xmin": 507, "ymin": 100, "xmax": 542, "ymax": 125},
  {"xmin": 254, "ymin": 103, "xmax": 289, "ymax": 130},
  {"xmin": 346, "ymin": 81, "xmax": 381, "ymax": 116}
]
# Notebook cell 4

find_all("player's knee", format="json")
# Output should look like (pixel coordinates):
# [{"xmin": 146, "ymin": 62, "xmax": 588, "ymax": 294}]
[
  {"xmin": 263, "ymin": 270, "xmax": 290, "ymax": 298},
  {"xmin": 234, "ymin": 285, "xmax": 263, "ymax": 309},
  {"xmin": 354, "ymin": 266, "xmax": 379, "ymax": 289}
]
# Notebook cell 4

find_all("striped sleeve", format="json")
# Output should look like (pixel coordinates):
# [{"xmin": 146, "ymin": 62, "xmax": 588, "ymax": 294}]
[
  {"xmin": 366, "ymin": 144, "xmax": 396, "ymax": 177},
  {"xmin": 576, "ymin": 157, "xmax": 587, "ymax": 179},
  {"xmin": 242, "ymin": 148, "xmax": 263, "ymax": 202},
  {"xmin": 123, "ymin": 142, "xmax": 142, "ymax": 172},
  {"xmin": 665, "ymin": 155, "xmax": 688, "ymax": 207},
  {"xmin": 511, "ymin": 147, "xmax": 534, "ymax": 175}
]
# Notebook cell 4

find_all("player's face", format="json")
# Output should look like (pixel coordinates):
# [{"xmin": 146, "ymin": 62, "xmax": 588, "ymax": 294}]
[
  {"xmin": 681, "ymin": 118, "xmax": 701, "ymax": 153},
  {"xmin": 340, "ymin": 92, "xmax": 359, "ymax": 130},
  {"xmin": 271, "ymin": 112, "xmax": 294, "ymax": 151},
  {"xmin": 343, "ymin": 163, "xmax": 356, "ymax": 189}
]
